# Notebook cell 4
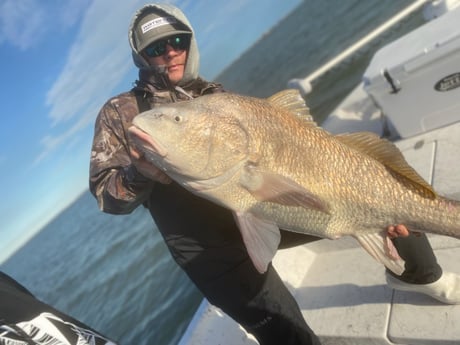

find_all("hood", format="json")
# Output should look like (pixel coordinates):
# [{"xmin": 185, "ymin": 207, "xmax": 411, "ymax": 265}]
[{"xmin": 128, "ymin": 3, "xmax": 200, "ymax": 86}]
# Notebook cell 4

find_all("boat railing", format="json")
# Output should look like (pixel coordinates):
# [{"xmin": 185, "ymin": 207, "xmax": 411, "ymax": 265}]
[{"xmin": 287, "ymin": 0, "xmax": 429, "ymax": 95}]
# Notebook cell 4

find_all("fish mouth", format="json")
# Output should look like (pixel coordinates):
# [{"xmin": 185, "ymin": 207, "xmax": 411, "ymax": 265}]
[{"xmin": 127, "ymin": 126, "xmax": 168, "ymax": 158}]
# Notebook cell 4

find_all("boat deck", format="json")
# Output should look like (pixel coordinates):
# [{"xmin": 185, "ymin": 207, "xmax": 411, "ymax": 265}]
[{"xmin": 179, "ymin": 93, "xmax": 460, "ymax": 345}]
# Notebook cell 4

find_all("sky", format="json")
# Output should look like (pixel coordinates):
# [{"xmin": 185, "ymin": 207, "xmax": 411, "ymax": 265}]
[{"xmin": 0, "ymin": 0, "xmax": 301, "ymax": 262}]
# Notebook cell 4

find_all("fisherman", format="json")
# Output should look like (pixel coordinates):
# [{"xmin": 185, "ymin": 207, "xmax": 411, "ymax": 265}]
[{"xmin": 89, "ymin": 3, "xmax": 460, "ymax": 344}]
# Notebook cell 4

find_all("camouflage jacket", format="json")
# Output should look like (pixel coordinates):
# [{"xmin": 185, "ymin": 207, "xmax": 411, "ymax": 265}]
[{"xmin": 89, "ymin": 77, "xmax": 224, "ymax": 214}]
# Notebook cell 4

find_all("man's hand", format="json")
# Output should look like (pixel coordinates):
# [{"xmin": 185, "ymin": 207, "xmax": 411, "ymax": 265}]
[
  {"xmin": 130, "ymin": 147, "xmax": 172, "ymax": 184},
  {"xmin": 387, "ymin": 224, "xmax": 410, "ymax": 239}
]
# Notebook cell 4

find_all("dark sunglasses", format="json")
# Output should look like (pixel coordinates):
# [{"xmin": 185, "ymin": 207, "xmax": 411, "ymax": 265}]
[{"xmin": 143, "ymin": 34, "xmax": 191, "ymax": 58}]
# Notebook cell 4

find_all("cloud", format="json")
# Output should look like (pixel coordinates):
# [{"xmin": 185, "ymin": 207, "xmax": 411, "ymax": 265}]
[
  {"xmin": 58, "ymin": 0, "xmax": 92, "ymax": 28},
  {"xmin": 32, "ymin": 100, "xmax": 102, "ymax": 166},
  {"xmin": 34, "ymin": 0, "xmax": 146, "ymax": 165},
  {"xmin": 0, "ymin": 0, "xmax": 90, "ymax": 50},
  {"xmin": 45, "ymin": 1, "xmax": 140, "ymax": 125},
  {"xmin": 0, "ymin": 0, "xmax": 47, "ymax": 50}
]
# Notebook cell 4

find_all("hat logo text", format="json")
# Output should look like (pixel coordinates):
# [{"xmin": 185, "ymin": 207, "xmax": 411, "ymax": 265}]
[{"xmin": 142, "ymin": 17, "xmax": 177, "ymax": 34}]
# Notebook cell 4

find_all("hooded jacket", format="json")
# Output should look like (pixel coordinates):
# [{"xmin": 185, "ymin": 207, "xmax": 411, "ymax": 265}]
[{"xmin": 89, "ymin": 4, "xmax": 224, "ymax": 214}]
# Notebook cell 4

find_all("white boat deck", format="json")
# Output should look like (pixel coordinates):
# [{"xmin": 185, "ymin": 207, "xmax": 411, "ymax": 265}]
[{"xmin": 179, "ymin": 87, "xmax": 460, "ymax": 345}]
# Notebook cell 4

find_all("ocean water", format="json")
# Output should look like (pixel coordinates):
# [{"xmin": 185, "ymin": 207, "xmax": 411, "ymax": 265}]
[
  {"xmin": 1, "ymin": 1, "xmax": 425, "ymax": 344},
  {"xmin": 2, "ymin": 191, "xmax": 202, "ymax": 344}
]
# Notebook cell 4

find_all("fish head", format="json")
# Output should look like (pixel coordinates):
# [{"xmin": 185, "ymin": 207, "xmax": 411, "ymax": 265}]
[{"xmin": 128, "ymin": 95, "xmax": 250, "ymax": 187}]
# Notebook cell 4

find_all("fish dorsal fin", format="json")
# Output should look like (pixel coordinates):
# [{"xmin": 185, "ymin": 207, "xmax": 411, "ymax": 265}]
[
  {"xmin": 267, "ymin": 89, "xmax": 316, "ymax": 124},
  {"xmin": 336, "ymin": 132, "xmax": 436, "ymax": 199}
]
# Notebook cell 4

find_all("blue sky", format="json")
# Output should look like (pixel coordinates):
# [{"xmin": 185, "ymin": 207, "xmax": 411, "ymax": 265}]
[{"xmin": 0, "ymin": 0, "xmax": 300, "ymax": 262}]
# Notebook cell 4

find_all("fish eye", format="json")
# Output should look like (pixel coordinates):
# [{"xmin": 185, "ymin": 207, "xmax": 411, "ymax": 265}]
[{"xmin": 174, "ymin": 115, "xmax": 182, "ymax": 122}]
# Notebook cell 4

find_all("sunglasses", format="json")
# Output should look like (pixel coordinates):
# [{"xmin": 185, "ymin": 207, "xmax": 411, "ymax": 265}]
[{"xmin": 143, "ymin": 34, "xmax": 191, "ymax": 58}]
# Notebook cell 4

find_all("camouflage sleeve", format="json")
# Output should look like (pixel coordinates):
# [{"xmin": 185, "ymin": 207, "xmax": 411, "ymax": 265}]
[{"xmin": 89, "ymin": 96, "xmax": 153, "ymax": 215}]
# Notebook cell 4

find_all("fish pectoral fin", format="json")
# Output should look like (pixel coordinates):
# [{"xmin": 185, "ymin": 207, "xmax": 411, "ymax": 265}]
[
  {"xmin": 233, "ymin": 211, "xmax": 281, "ymax": 274},
  {"xmin": 240, "ymin": 167, "xmax": 329, "ymax": 213},
  {"xmin": 354, "ymin": 232, "xmax": 405, "ymax": 276}
]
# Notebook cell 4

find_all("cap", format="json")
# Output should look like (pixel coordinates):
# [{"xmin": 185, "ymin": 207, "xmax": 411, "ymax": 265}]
[{"xmin": 132, "ymin": 11, "xmax": 191, "ymax": 53}]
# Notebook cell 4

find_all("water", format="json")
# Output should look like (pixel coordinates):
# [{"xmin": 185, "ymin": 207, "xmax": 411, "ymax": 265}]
[
  {"xmin": 1, "ymin": 1, "xmax": 426, "ymax": 344},
  {"xmin": 2, "ymin": 191, "xmax": 202, "ymax": 344}
]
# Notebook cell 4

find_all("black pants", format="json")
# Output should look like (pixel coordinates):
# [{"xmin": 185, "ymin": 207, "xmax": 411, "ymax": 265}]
[{"xmin": 390, "ymin": 233, "xmax": 442, "ymax": 283}]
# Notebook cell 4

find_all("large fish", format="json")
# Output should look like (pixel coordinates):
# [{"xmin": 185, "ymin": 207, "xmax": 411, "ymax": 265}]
[{"xmin": 128, "ymin": 90, "xmax": 460, "ymax": 275}]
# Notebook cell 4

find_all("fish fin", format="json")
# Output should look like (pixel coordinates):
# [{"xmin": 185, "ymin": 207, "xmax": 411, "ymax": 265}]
[
  {"xmin": 267, "ymin": 89, "xmax": 316, "ymax": 124},
  {"xmin": 233, "ymin": 211, "xmax": 281, "ymax": 273},
  {"xmin": 336, "ymin": 132, "xmax": 436, "ymax": 199},
  {"xmin": 240, "ymin": 166, "xmax": 329, "ymax": 213},
  {"xmin": 354, "ymin": 232, "xmax": 405, "ymax": 275}
]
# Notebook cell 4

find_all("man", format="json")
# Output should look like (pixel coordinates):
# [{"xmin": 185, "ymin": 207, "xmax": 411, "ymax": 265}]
[{"xmin": 89, "ymin": 3, "xmax": 459, "ymax": 344}]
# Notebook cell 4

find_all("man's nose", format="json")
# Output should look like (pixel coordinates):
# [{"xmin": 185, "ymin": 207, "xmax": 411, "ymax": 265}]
[{"xmin": 164, "ymin": 44, "xmax": 178, "ymax": 57}]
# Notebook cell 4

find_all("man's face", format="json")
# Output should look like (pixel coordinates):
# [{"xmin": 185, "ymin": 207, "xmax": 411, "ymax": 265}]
[{"xmin": 142, "ymin": 34, "xmax": 189, "ymax": 84}]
